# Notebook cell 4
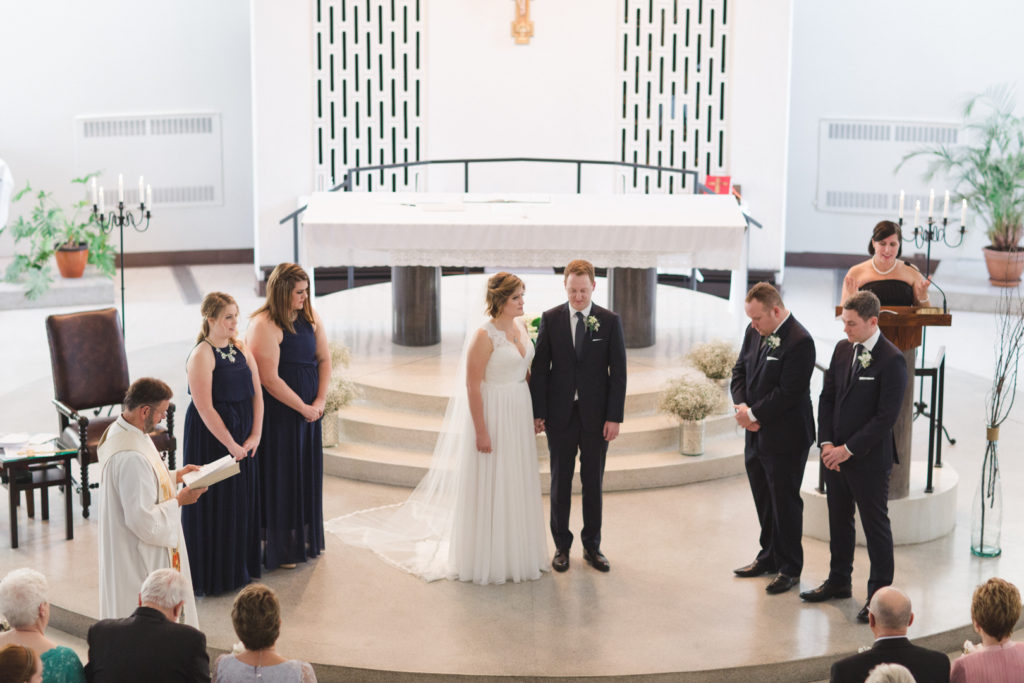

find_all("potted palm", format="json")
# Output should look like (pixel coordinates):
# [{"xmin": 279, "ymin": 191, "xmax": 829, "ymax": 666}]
[
  {"xmin": 899, "ymin": 86, "xmax": 1024, "ymax": 286},
  {"xmin": 1, "ymin": 173, "xmax": 114, "ymax": 299}
]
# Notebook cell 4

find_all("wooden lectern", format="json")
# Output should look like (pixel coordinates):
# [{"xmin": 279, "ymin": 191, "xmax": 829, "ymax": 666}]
[{"xmin": 830, "ymin": 305, "xmax": 952, "ymax": 499}]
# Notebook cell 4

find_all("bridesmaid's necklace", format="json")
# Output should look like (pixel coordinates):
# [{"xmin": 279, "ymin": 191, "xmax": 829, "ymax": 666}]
[
  {"xmin": 206, "ymin": 337, "xmax": 237, "ymax": 363},
  {"xmin": 871, "ymin": 257, "xmax": 898, "ymax": 276}
]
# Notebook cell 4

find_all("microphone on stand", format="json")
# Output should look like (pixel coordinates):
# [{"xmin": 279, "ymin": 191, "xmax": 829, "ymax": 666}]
[{"xmin": 924, "ymin": 277, "xmax": 948, "ymax": 314}]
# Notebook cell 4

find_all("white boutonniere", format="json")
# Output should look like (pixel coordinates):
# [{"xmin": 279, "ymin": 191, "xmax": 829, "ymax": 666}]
[
  {"xmin": 857, "ymin": 348, "xmax": 873, "ymax": 369},
  {"xmin": 585, "ymin": 315, "xmax": 600, "ymax": 333},
  {"xmin": 764, "ymin": 334, "xmax": 780, "ymax": 350}
]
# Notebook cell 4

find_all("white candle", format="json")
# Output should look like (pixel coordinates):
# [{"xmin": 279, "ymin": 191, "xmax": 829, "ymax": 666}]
[
  {"xmin": 961, "ymin": 199, "xmax": 967, "ymax": 226},
  {"xmin": 118, "ymin": 174, "xmax": 124, "ymax": 204},
  {"xmin": 146, "ymin": 184, "xmax": 152, "ymax": 208},
  {"xmin": 98, "ymin": 188, "xmax": 105, "ymax": 216},
  {"xmin": 138, "ymin": 176, "xmax": 144, "ymax": 206},
  {"xmin": 90, "ymin": 177, "xmax": 97, "ymax": 206},
  {"xmin": 898, "ymin": 190, "xmax": 905, "ymax": 219},
  {"xmin": 914, "ymin": 200, "xmax": 921, "ymax": 227},
  {"xmin": 928, "ymin": 189, "xmax": 935, "ymax": 218},
  {"xmin": 943, "ymin": 190, "xmax": 950, "ymax": 218}
]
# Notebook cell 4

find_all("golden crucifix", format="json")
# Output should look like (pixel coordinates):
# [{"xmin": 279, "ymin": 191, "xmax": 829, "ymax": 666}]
[{"xmin": 512, "ymin": 0, "xmax": 533, "ymax": 45}]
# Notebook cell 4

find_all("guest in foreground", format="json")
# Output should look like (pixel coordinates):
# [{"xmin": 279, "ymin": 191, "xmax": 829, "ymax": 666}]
[
  {"xmin": 864, "ymin": 663, "xmax": 916, "ymax": 683},
  {"xmin": 830, "ymin": 587, "xmax": 950, "ymax": 683},
  {"xmin": 801, "ymin": 291, "xmax": 908, "ymax": 623},
  {"xmin": 951, "ymin": 577, "xmax": 1024, "ymax": 682},
  {"xmin": 0, "ymin": 644, "xmax": 42, "ymax": 683},
  {"xmin": 0, "ymin": 569, "xmax": 85, "ymax": 683},
  {"xmin": 182, "ymin": 292, "xmax": 263, "ymax": 596},
  {"xmin": 248, "ymin": 263, "xmax": 330, "ymax": 570},
  {"xmin": 85, "ymin": 569, "xmax": 210, "ymax": 683},
  {"xmin": 531, "ymin": 259, "xmax": 627, "ymax": 573},
  {"xmin": 96, "ymin": 378, "xmax": 206, "ymax": 627},
  {"xmin": 731, "ymin": 283, "xmax": 815, "ymax": 595},
  {"xmin": 212, "ymin": 584, "xmax": 316, "ymax": 682},
  {"xmin": 841, "ymin": 220, "xmax": 931, "ymax": 307}
]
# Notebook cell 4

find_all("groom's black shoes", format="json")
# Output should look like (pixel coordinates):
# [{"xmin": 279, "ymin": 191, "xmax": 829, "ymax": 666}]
[
  {"xmin": 583, "ymin": 547, "xmax": 610, "ymax": 572},
  {"xmin": 765, "ymin": 574, "xmax": 799, "ymax": 595},
  {"xmin": 799, "ymin": 580, "xmax": 853, "ymax": 602},
  {"xmin": 552, "ymin": 549, "xmax": 570, "ymax": 572},
  {"xmin": 733, "ymin": 558, "xmax": 776, "ymax": 577}
]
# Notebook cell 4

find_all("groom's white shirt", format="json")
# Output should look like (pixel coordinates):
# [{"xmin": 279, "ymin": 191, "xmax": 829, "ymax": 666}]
[{"xmin": 568, "ymin": 301, "xmax": 593, "ymax": 347}]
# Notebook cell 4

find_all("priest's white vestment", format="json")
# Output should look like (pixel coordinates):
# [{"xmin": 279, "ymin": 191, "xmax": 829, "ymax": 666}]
[{"xmin": 97, "ymin": 416, "xmax": 199, "ymax": 628}]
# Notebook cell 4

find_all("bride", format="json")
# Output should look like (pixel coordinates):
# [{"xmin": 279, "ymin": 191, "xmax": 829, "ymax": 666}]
[{"xmin": 327, "ymin": 272, "xmax": 549, "ymax": 585}]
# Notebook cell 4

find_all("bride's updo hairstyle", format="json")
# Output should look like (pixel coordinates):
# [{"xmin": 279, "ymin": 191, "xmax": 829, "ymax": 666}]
[
  {"xmin": 868, "ymin": 220, "xmax": 903, "ymax": 258},
  {"xmin": 485, "ymin": 272, "xmax": 524, "ymax": 319}
]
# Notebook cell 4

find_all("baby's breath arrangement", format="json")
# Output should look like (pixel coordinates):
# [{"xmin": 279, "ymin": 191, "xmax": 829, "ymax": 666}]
[
  {"xmin": 685, "ymin": 339, "xmax": 737, "ymax": 380},
  {"xmin": 325, "ymin": 375, "xmax": 359, "ymax": 413},
  {"xmin": 330, "ymin": 341, "xmax": 352, "ymax": 369},
  {"xmin": 659, "ymin": 369, "xmax": 721, "ymax": 422}
]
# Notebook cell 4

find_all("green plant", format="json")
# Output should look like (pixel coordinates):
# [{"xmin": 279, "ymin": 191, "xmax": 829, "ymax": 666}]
[
  {"xmin": 659, "ymin": 369, "xmax": 721, "ymax": 422},
  {"xmin": 1, "ymin": 173, "xmax": 115, "ymax": 298},
  {"xmin": 898, "ymin": 85, "xmax": 1024, "ymax": 251},
  {"xmin": 685, "ymin": 339, "xmax": 737, "ymax": 380}
]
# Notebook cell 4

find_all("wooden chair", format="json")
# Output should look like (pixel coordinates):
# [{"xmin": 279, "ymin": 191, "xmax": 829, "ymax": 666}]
[{"xmin": 45, "ymin": 308, "xmax": 175, "ymax": 518}]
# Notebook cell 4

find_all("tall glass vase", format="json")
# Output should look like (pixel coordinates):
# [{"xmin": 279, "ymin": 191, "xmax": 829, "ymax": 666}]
[{"xmin": 971, "ymin": 436, "xmax": 1002, "ymax": 557}]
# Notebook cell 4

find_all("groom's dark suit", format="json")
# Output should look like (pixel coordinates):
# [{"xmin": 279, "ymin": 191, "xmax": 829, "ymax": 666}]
[
  {"xmin": 731, "ymin": 314, "xmax": 815, "ymax": 578},
  {"xmin": 531, "ymin": 302, "xmax": 627, "ymax": 552},
  {"xmin": 818, "ymin": 331, "xmax": 907, "ymax": 599}
]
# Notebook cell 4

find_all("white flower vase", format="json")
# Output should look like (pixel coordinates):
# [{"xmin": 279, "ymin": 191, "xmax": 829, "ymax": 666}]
[
  {"xmin": 322, "ymin": 412, "xmax": 340, "ymax": 448},
  {"xmin": 679, "ymin": 419, "xmax": 705, "ymax": 456},
  {"xmin": 715, "ymin": 378, "xmax": 732, "ymax": 414}
]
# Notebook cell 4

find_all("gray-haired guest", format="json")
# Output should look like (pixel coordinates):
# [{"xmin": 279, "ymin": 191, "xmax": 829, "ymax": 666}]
[
  {"xmin": 0, "ymin": 569, "xmax": 84, "ymax": 683},
  {"xmin": 85, "ymin": 568, "xmax": 210, "ymax": 683}
]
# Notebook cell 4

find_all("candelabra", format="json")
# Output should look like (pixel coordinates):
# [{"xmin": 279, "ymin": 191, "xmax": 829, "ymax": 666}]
[{"xmin": 90, "ymin": 174, "xmax": 153, "ymax": 339}]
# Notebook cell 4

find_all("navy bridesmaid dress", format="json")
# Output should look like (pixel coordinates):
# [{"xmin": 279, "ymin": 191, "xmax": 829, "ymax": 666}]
[
  {"xmin": 258, "ymin": 316, "xmax": 325, "ymax": 568},
  {"xmin": 182, "ymin": 340, "xmax": 261, "ymax": 595}
]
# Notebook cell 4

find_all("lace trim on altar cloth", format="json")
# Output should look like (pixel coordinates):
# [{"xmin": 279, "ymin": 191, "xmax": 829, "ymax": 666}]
[{"xmin": 323, "ymin": 249, "xmax": 716, "ymax": 270}]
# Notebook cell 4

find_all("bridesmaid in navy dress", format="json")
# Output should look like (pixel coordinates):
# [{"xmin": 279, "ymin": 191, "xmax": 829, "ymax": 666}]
[
  {"xmin": 182, "ymin": 292, "xmax": 264, "ymax": 595},
  {"xmin": 247, "ymin": 263, "xmax": 331, "ymax": 569}
]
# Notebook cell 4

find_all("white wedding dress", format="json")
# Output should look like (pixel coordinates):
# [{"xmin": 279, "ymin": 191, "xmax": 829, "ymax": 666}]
[{"xmin": 327, "ymin": 320, "xmax": 549, "ymax": 585}]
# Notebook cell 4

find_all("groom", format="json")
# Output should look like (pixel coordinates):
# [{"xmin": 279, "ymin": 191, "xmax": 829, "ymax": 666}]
[{"xmin": 531, "ymin": 260, "xmax": 627, "ymax": 573}]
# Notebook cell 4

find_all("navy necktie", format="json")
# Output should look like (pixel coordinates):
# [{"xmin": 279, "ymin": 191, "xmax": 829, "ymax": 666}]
[{"xmin": 574, "ymin": 311, "xmax": 585, "ymax": 359}]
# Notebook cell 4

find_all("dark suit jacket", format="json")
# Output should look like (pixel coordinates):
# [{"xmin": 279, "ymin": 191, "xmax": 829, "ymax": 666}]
[
  {"xmin": 830, "ymin": 636, "xmax": 951, "ymax": 683},
  {"xmin": 85, "ymin": 606, "xmax": 210, "ymax": 683},
  {"xmin": 530, "ymin": 302, "xmax": 627, "ymax": 433},
  {"xmin": 818, "ymin": 332, "xmax": 907, "ymax": 470},
  {"xmin": 730, "ymin": 315, "xmax": 816, "ymax": 459}
]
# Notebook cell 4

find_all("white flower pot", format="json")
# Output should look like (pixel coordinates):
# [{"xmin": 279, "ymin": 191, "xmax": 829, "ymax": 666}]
[
  {"xmin": 715, "ymin": 377, "xmax": 732, "ymax": 414},
  {"xmin": 322, "ymin": 412, "xmax": 340, "ymax": 447},
  {"xmin": 679, "ymin": 419, "xmax": 705, "ymax": 456}
]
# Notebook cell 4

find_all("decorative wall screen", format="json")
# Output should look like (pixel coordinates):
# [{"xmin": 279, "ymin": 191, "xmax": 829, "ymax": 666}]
[
  {"xmin": 313, "ymin": 0, "xmax": 424, "ymax": 191},
  {"xmin": 619, "ymin": 0, "xmax": 730, "ymax": 193}
]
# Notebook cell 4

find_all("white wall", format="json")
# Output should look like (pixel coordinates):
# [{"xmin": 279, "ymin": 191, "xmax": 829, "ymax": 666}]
[
  {"xmin": 0, "ymin": 0, "xmax": 253, "ymax": 256},
  {"xmin": 785, "ymin": 0, "xmax": 1024, "ymax": 260}
]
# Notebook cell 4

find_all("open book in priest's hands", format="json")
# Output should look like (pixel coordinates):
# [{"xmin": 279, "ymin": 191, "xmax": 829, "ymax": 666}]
[{"xmin": 181, "ymin": 454, "xmax": 240, "ymax": 489}]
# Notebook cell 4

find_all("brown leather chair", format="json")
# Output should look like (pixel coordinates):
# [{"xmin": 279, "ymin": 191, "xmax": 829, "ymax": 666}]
[{"xmin": 45, "ymin": 308, "xmax": 175, "ymax": 518}]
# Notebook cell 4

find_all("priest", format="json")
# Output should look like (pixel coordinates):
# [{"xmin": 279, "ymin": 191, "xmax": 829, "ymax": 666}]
[{"xmin": 97, "ymin": 377, "xmax": 206, "ymax": 628}]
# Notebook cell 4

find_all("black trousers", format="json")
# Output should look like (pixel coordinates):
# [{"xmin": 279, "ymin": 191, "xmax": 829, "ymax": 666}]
[
  {"xmin": 745, "ymin": 445, "xmax": 808, "ymax": 577},
  {"xmin": 824, "ymin": 464, "xmax": 894, "ymax": 599},
  {"xmin": 546, "ymin": 403, "xmax": 608, "ymax": 551}
]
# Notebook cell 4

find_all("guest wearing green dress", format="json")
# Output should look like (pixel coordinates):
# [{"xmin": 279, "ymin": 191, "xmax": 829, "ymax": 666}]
[{"xmin": 0, "ymin": 569, "xmax": 85, "ymax": 683}]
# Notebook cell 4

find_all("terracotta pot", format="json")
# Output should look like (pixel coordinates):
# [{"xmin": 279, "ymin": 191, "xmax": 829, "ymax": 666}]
[
  {"xmin": 55, "ymin": 242, "xmax": 88, "ymax": 278},
  {"xmin": 982, "ymin": 246, "xmax": 1024, "ymax": 287}
]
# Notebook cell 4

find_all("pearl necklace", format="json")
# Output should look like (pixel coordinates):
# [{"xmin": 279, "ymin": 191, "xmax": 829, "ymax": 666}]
[{"xmin": 870, "ymin": 257, "xmax": 898, "ymax": 276}]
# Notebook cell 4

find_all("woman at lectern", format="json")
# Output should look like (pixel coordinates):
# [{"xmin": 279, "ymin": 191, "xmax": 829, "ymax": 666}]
[
  {"xmin": 841, "ymin": 220, "xmax": 931, "ymax": 307},
  {"xmin": 182, "ymin": 292, "xmax": 263, "ymax": 596}
]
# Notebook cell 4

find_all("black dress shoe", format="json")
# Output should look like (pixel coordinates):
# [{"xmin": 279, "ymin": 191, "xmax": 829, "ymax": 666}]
[
  {"xmin": 799, "ymin": 581, "xmax": 853, "ymax": 602},
  {"xmin": 733, "ymin": 559, "xmax": 777, "ymax": 578},
  {"xmin": 552, "ymin": 549, "xmax": 570, "ymax": 572},
  {"xmin": 583, "ymin": 547, "xmax": 610, "ymax": 572},
  {"xmin": 857, "ymin": 601, "xmax": 870, "ymax": 623},
  {"xmin": 765, "ymin": 574, "xmax": 800, "ymax": 595}
]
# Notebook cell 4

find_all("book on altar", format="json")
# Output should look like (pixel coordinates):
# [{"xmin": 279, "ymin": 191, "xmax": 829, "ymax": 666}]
[{"xmin": 182, "ymin": 455, "xmax": 240, "ymax": 489}]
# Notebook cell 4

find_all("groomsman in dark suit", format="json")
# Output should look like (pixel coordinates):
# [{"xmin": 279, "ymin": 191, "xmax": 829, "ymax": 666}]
[
  {"xmin": 731, "ymin": 283, "xmax": 816, "ymax": 595},
  {"xmin": 801, "ymin": 291, "xmax": 908, "ymax": 623},
  {"xmin": 531, "ymin": 259, "xmax": 627, "ymax": 573}
]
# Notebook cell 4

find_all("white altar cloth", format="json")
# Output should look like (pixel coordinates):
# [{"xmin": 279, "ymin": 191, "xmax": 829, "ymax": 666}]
[{"xmin": 299, "ymin": 192, "xmax": 748, "ymax": 271}]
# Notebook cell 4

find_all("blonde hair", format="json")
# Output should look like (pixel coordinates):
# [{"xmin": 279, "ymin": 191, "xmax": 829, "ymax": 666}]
[
  {"xmin": 252, "ymin": 263, "xmax": 314, "ymax": 334},
  {"xmin": 972, "ymin": 577, "xmax": 1022, "ymax": 641},
  {"xmin": 485, "ymin": 272, "xmax": 524, "ymax": 319},
  {"xmin": 745, "ymin": 282, "xmax": 784, "ymax": 309},
  {"xmin": 196, "ymin": 291, "xmax": 241, "ymax": 348},
  {"xmin": 564, "ymin": 259, "xmax": 595, "ymax": 284}
]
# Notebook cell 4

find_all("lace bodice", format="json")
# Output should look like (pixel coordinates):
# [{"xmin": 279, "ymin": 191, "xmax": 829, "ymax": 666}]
[{"xmin": 482, "ymin": 320, "xmax": 534, "ymax": 385}]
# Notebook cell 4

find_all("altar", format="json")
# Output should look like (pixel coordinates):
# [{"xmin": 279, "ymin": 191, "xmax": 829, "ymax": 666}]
[{"xmin": 300, "ymin": 192, "xmax": 750, "ymax": 346}]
